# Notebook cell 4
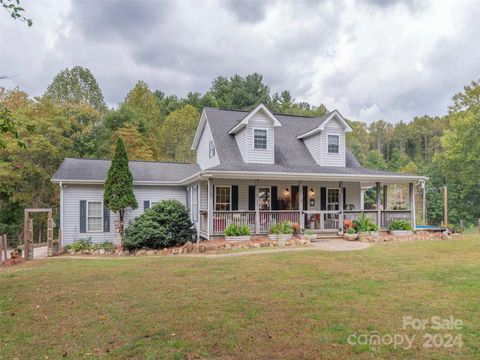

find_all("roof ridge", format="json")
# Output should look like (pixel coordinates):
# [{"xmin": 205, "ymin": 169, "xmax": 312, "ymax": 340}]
[{"xmin": 205, "ymin": 106, "xmax": 334, "ymax": 120}]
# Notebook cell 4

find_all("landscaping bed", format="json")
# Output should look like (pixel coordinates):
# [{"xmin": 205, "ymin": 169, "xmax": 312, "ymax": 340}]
[
  {"xmin": 63, "ymin": 237, "xmax": 312, "ymax": 257},
  {"xmin": 358, "ymin": 230, "xmax": 449, "ymax": 242}
]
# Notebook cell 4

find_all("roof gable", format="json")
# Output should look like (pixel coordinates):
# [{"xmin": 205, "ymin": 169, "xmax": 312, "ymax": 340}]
[
  {"xmin": 296, "ymin": 110, "xmax": 352, "ymax": 139},
  {"xmin": 228, "ymin": 103, "xmax": 281, "ymax": 135}
]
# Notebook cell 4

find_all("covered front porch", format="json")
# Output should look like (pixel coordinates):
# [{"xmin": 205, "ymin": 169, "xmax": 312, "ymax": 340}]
[{"xmin": 190, "ymin": 174, "xmax": 420, "ymax": 240}]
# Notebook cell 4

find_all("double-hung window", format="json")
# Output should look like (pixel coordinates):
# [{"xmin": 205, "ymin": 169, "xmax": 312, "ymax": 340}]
[
  {"xmin": 87, "ymin": 201, "xmax": 103, "ymax": 232},
  {"xmin": 327, "ymin": 135, "xmax": 339, "ymax": 153},
  {"xmin": 258, "ymin": 187, "xmax": 271, "ymax": 210},
  {"xmin": 209, "ymin": 141, "xmax": 215, "ymax": 158},
  {"xmin": 254, "ymin": 129, "xmax": 267, "ymax": 149},
  {"xmin": 215, "ymin": 186, "xmax": 231, "ymax": 211}
]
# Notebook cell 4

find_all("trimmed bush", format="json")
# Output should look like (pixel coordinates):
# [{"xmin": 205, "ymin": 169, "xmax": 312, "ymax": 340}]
[
  {"xmin": 269, "ymin": 221, "xmax": 293, "ymax": 235},
  {"xmin": 389, "ymin": 220, "xmax": 412, "ymax": 231},
  {"xmin": 123, "ymin": 200, "xmax": 194, "ymax": 250},
  {"xmin": 224, "ymin": 223, "xmax": 251, "ymax": 236}
]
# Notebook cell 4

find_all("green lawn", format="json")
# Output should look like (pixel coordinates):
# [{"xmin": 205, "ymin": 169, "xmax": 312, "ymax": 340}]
[{"xmin": 1, "ymin": 236, "xmax": 480, "ymax": 359}]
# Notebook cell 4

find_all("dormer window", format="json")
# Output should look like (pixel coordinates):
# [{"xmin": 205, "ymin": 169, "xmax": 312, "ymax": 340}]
[
  {"xmin": 209, "ymin": 141, "xmax": 215, "ymax": 158},
  {"xmin": 254, "ymin": 129, "xmax": 267, "ymax": 149},
  {"xmin": 328, "ymin": 135, "xmax": 339, "ymax": 153}
]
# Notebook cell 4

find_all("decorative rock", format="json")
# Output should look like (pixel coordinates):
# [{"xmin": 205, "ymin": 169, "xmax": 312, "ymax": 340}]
[
  {"xmin": 199, "ymin": 245, "xmax": 206, "ymax": 253},
  {"xmin": 172, "ymin": 248, "xmax": 179, "ymax": 255},
  {"xmin": 184, "ymin": 241, "xmax": 194, "ymax": 253},
  {"xmin": 120, "ymin": 250, "xmax": 130, "ymax": 256},
  {"xmin": 253, "ymin": 243, "xmax": 260, "ymax": 248},
  {"xmin": 225, "ymin": 243, "xmax": 232, "ymax": 250},
  {"xmin": 178, "ymin": 247, "xmax": 183, "ymax": 254},
  {"xmin": 146, "ymin": 250, "xmax": 156, "ymax": 256},
  {"xmin": 99, "ymin": 249, "xmax": 105, "ymax": 255},
  {"xmin": 162, "ymin": 248, "xmax": 169, "ymax": 255}
]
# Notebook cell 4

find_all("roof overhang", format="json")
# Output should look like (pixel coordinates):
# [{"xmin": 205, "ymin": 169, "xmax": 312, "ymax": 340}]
[
  {"xmin": 228, "ymin": 103, "xmax": 282, "ymax": 135},
  {"xmin": 297, "ymin": 110, "xmax": 352, "ymax": 139},
  {"xmin": 51, "ymin": 179, "xmax": 184, "ymax": 186},
  {"xmin": 191, "ymin": 109, "xmax": 207, "ymax": 150}
]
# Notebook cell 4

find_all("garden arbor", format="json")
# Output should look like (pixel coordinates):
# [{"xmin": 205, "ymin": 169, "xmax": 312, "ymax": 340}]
[{"xmin": 23, "ymin": 208, "xmax": 54, "ymax": 259}]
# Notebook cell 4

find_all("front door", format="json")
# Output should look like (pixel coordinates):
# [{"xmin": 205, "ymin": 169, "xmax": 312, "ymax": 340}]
[{"xmin": 325, "ymin": 188, "xmax": 340, "ymax": 230}]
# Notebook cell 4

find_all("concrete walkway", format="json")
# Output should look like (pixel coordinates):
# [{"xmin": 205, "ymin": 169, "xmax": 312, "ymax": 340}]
[{"xmin": 54, "ymin": 240, "xmax": 372, "ymax": 260}]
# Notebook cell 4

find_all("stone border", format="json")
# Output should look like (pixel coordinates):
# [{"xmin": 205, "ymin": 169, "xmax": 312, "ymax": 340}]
[{"xmin": 358, "ymin": 231, "xmax": 448, "ymax": 242}]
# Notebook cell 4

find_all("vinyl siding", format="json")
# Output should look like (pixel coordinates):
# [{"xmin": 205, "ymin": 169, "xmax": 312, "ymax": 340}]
[
  {"xmin": 61, "ymin": 184, "xmax": 186, "ymax": 245},
  {"xmin": 196, "ymin": 122, "xmax": 220, "ymax": 170},
  {"xmin": 303, "ymin": 117, "xmax": 346, "ymax": 167},
  {"xmin": 245, "ymin": 111, "xmax": 275, "ymax": 164},
  {"xmin": 235, "ymin": 127, "xmax": 247, "ymax": 161}
]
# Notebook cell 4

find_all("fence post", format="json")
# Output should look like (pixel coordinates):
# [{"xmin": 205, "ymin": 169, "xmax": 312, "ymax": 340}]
[
  {"xmin": 1, "ymin": 234, "xmax": 7, "ymax": 262},
  {"xmin": 460, "ymin": 220, "xmax": 464, "ymax": 233}
]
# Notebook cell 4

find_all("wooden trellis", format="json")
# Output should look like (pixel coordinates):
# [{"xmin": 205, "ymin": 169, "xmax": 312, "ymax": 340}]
[{"xmin": 23, "ymin": 208, "xmax": 54, "ymax": 260}]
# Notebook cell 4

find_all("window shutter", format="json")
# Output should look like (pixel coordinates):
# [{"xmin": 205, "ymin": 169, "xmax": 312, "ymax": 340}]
[
  {"xmin": 103, "ymin": 203, "xmax": 110, "ymax": 232},
  {"xmin": 343, "ymin": 187, "xmax": 347, "ymax": 209},
  {"xmin": 80, "ymin": 200, "xmax": 86, "ymax": 233},
  {"xmin": 320, "ymin": 187, "xmax": 327, "ymax": 211},
  {"xmin": 271, "ymin": 186, "xmax": 278, "ymax": 210},
  {"xmin": 232, "ymin": 185, "xmax": 239, "ymax": 211},
  {"xmin": 144, "ymin": 200, "xmax": 150, "ymax": 210},
  {"xmin": 248, "ymin": 186, "xmax": 255, "ymax": 211},
  {"xmin": 303, "ymin": 186, "xmax": 308, "ymax": 210}
]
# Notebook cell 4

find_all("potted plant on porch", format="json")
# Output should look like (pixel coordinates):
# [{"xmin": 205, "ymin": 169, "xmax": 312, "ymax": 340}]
[
  {"xmin": 224, "ymin": 223, "xmax": 251, "ymax": 242},
  {"xmin": 389, "ymin": 220, "xmax": 413, "ymax": 236},
  {"xmin": 343, "ymin": 219, "xmax": 358, "ymax": 241},
  {"xmin": 303, "ymin": 229, "xmax": 317, "ymax": 242},
  {"xmin": 277, "ymin": 221, "xmax": 293, "ymax": 247},
  {"xmin": 268, "ymin": 223, "xmax": 280, "ymax": 241}
]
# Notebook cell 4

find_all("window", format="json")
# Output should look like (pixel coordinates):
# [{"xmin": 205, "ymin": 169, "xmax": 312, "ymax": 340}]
[
  {"xmin": 327, "ymin": 189, "xmax": 340, "ymax": 211},
  {"xmin": 258, "ymin": 187, "xmax": 271, "ymax": 210},
  {"xmin": 328, "ymin": 134, "xmax": 339, "ymax": 153},
  {"xmin": 87, "ymin": 201, "xmax": 103, "ymax": 232},
  {"xmin": 192, "ymin": 186, "xmax": 198, "ymax": 221},
  {"xmin": 254, "ymin": 129, "xmax": 267, "ymax": 149},
  {"xmin": 209, "ymin": 140, "xmax": 215, "ymax": 158},
  {"xmin": 215, "ymin": 186, "xmax": 231, "ymax": 211}
]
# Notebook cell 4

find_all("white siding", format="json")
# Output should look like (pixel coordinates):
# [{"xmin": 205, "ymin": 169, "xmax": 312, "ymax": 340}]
[
  {"xmin": 61, "ymin": 184, "xmax": 186, "ymax": 245},
  {"xmin": 196, "ymin": 122, "xmax": 220, "ymax": 170},
  {"xmin": 235, "ymin": 127, "xmax": 247, "ymax": 161},
  {"xmin": 303, "ymin": 118, "xmax": 346, "ymax": 167},
  {"xmin": 245, "ymin": 110, "xmax": 275, "ymax": 164}
]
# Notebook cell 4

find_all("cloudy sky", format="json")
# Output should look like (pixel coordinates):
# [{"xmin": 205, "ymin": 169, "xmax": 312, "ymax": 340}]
[{"xmin": 0, "ymin": 0, "xmax": 479, "ymax": 122}]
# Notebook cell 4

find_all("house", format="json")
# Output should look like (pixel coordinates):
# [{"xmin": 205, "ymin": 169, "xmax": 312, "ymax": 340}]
[{"xmin": 51, "ymin": 104, "xmax": 427, "ymax": 245}]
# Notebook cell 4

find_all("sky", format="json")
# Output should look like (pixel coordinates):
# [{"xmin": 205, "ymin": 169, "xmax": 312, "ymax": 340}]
[{"xmin": 0, "ymin": 0, "xmax": 479, "ymax": 123}]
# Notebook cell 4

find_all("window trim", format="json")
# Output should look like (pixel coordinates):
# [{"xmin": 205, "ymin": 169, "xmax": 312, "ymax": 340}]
[
  {"xmin": 208, "ymin": 140, "xmax": 216, "ymax": 159},
  {"xmin": 258, "ymin": 186, "xmax": 272, "ymax": 211},
  {"xmin": 253, "ymin": 128, "xmax": 268, "ymax": 150},
  {"xmin": 87, "ymin": 201, "xmax": 103, "ymax": 233},
  {"xmin": 192, "ymin": 186, "xmax": 198, "ymax": 222},
  {"xmin": 215, "ymin": 185, "xmax": 232, "ymax": 211},
  {"xmin": 327, "ymin": 134, "xmax": 340, "ymax": 154}
]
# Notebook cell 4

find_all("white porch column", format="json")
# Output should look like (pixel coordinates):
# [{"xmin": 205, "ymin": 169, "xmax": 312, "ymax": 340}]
[
  {"xmin": 409, "ymin": 182, "xmax": 416, "ymax": 231},
  {"xmin": 299, "ymin": 181, "xmax": 304, "ymax": 229},
  {"xmin": 376, "ymin": 182, "xmax": 381, "ymax": 229},
  {"xmin": 360, "ymin": 188, "xmax": 366, "ymax": 210},
  {"xmin": 339, "ymin": 181, "xmax": 344, "ymax": 231},
  {"xmin": 207, "ymin": 178, "xmax": 213, "ymax": 239},
  {"xmin": 255, "ymin": 180, "xmax": 260, "ymax": 234}
]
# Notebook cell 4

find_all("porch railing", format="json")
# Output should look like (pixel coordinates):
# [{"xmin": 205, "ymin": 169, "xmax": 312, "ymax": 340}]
[
  {"xmin": 381, "ymin": 210, "xmax": 411, "ymax": 229},
  {"xmin": 259, "ymin": 211, "xmax": 300, "ymax": 233},
  {"xmin": 212, "ymin": 211, "xmax": 256, "ymax": 235},
  {"xmin": 343, "ymin": 210, "xmax": 377, "ymax": 224}
]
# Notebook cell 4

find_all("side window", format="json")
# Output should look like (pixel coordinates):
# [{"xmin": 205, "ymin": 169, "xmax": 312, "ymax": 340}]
[
  {"xmin": 209, "ymin": 141, "xmax": 215, "ymax": 158},
  {"xmin": 192, "ymin": 186, "xmax": 198, "ymax": 221},
  {"xmin": 328, "ymin": 135, "xmax": 339, "ymax": 154},
  {"xmin": 254, "ymin": 129, "xmax": 267, "ymax": 149}
]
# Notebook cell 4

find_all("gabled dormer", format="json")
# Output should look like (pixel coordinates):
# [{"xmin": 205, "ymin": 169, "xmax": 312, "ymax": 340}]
[
  {"xmin": 191, "ymin": 110, "xmax": 220, "ymax": 170},
  {"xmin": 228, "ymin": 104, "xmax": 281, "ymax": 164},
  {"xmin": 297, "ymin": 110, "xmax": 352, "ymax": 167}
]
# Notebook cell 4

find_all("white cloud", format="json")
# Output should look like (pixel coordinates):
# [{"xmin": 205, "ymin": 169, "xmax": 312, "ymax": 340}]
[{"xmin": 0, "ymin": 0, "xmax": 479, "ymax": 121}]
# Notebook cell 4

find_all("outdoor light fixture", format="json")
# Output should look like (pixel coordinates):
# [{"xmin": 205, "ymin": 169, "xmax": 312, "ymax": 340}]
[
  {"xmin": 285, "ymin": 188, "xmax": 290, "ymax": 196},
  {"xmin": 310, "ymin": 188, "xmax": 315, "ymax": 196}
]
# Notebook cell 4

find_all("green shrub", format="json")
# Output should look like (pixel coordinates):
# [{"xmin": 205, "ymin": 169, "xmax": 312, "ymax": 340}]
[
  {"xmin": 389, "ymin": 220, "xmax": 412, "ymax": 231},
  {"xmin": 224, "ymin": 223, "xmax": 251, "ymax": 236},
  {"xmin": 123, "ymin": 200, "xmax": 194, "ymax": 250},
  {"xmin": 346, "ymin": 227, "xmax": 356, "ymax": 234},
  {"xmin": 70, "ymin": 238, "xmax": 92, "ymax": 252},
  {"xmin": 353, "ymin": 213, "xmax": 378, "ymax": 232},
  {"xmin": 304, "ymin": 229, "xmax": 314, "ymax": 236},
  {"xmin": 269, "ymin": 221, "xmax": 293, "ymax": 235}
]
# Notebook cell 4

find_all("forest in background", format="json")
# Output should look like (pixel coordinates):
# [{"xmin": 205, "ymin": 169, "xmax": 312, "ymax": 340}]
[{"xmin": 1, "ymin": 67, "xmax": 479, "ymax": 242}]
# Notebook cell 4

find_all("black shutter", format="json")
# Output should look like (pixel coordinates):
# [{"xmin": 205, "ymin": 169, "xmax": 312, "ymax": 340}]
[
  {"xmin": 303, "ymin": 186, "xmax": 308, "ymax": 210},
  {"xmin": 320, "ymin": 187, "xmax": 327, "ymax": 210},
  {"xmin": 144, "ymin": 200, "xmax": 150, "ymax": 210},
  {"xmin": 80, "ymin": 200, "xmax": 86, "ymax": 233},
  {"xmin": 232, "ymin": 185, "xmax": 239, "ymax": 211},
  {"xmin": 271, "ymin": 186, "xmax": 278, "ymax": 210},
  {"xmin": 248, "ymin": 186, "xmax": 255, "ymax": 210},
  {"xmin": 343, "ymin": 187, "xmax": 347, "ymax": 209},
  {"xmin": 103, "ymin": 203, "xmax": 110, "ymax": 232}
]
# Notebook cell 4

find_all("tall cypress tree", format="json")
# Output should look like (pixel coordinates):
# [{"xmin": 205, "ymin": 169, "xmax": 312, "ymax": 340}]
[{"xmin": 104, "ymin": 138, "xmax": 138, "ymax": 238}]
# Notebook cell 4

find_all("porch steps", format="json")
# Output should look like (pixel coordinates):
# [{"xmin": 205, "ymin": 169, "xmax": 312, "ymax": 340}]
[{"xmin": 312, "ymin": 232, "xmax": 344, "ymax": 242}]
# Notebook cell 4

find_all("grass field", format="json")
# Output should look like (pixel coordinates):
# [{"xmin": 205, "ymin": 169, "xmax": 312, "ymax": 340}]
[{"xmin": 1, "ymin": 236, "xmax": 480, "ymax": 359}]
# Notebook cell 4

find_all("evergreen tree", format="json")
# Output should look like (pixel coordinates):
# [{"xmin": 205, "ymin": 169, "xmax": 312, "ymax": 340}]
[{"xmin": 103, "ymin": 138, "xmax": 138, "ymax": 237}]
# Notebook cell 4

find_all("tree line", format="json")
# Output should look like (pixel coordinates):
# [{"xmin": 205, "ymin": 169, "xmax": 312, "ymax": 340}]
[{"xmin": 0, "ymin": 67, "xmax": 479, "ymax": 241}]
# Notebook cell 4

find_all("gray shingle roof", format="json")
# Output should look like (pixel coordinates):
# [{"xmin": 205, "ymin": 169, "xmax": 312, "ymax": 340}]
[
  {"xmin": 52, "ymin": 158, "xmax": 200, "ymax": 183},
  {"xmin": 204, "ymin": 107, "xmax": 360, "ymax": 168}
]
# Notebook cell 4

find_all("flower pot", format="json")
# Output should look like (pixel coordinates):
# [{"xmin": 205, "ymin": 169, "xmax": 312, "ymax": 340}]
[
  {"xmin": 277, "ymin": 234, "xmax": 291, "ymax": 247},
  {"xmin": 225, "ymin": 235, "xmax": 251, "ymax": 242},
  {"xmin": 268, "ymin": 234, "xmax": 278, "ymax": 241},
  {"xmin": 344, "ymin": 233, "xmax": 358, "ymax": 241},
  {"xmin": 304, "ymin": 234, "xmax": 316, "ymax": 242},
  {"xmin": 390, "ymin": 230, "xmax": 412, "ymax": 236}
]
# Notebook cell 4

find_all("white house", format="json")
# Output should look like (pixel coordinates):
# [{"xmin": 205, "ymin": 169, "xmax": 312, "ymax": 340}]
[{"xmin": 52, "ymin": 104, "xmax": 427, "ymax": 245}]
